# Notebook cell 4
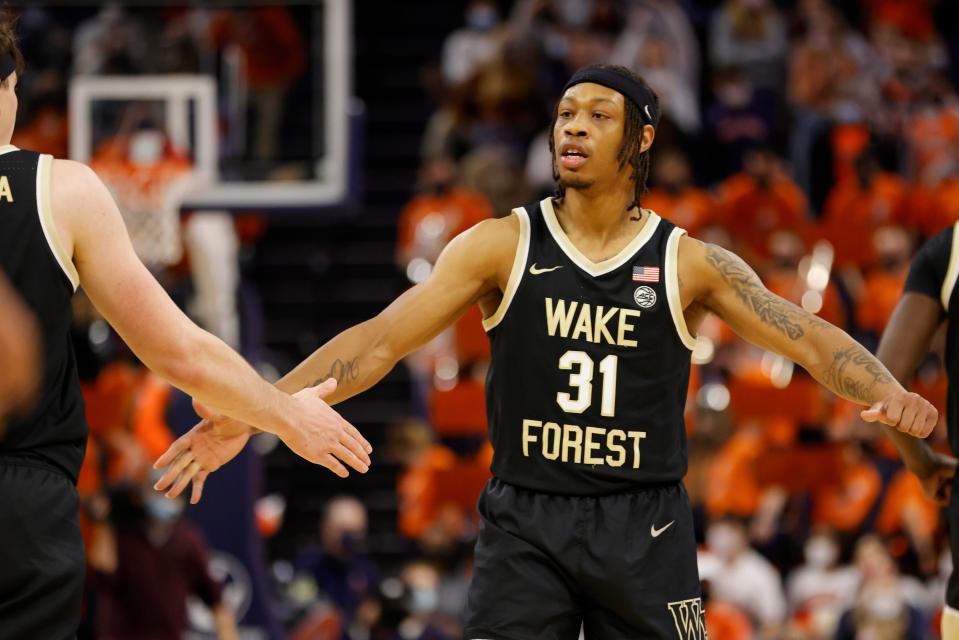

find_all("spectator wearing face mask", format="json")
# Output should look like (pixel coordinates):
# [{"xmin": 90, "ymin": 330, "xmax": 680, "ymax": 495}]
[
  {"xmin": 819, "ymin": 151, "xmax": 909, "ymax": 272},
  {"xmin": 700, "ymin": 517, "xmax": 787, "ymax": 637},
  {"xmin": 786, "ymin": 528, "xmax": 858, "ymax": 635},
  {"xmin": 88, "ymin": 475, "xmax": 237, "ymax": 640},
  {"xmin": 643, "ymin": 148, "xmax": 715, "ymax": 237},
  {"xmin": 293, "ymin": 496, "xmax": 382, "ymax": 624},
  {"xmin": 441, "ymin": 0, "xmax": 502, "ymax": 88},
  {"xmin": 709, "ymin": 0, "xmax": 788, "ymax": 92},
  {"xmin": 715, "ymin": 146, "xmax": 809, "ymax": 264}
]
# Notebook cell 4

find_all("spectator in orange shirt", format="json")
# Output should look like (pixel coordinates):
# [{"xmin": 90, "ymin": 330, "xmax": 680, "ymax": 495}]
[
  {"xmin": 819, "ymin": 150, "xmax": 908, "ymax": 270},
  {"xmin": 716, "ymin": 146, "xmax": 808, "ymax": 264},
  {"xmin": 856, "ymin": 226, "xmax": 913, "ymax": 338},
  {"xmin": 763, "ymin": 230, "xmax": 846, "ymax": 328},
  {"xmin": 812, "ymin": 443, "xmax": 882, "ymax": 534},
  {"xmin": 876, "ymin": 468, "xmax": 940, "ymax": 574},
  {"xmin": 643, "ymin": 148, "xmax": 714, "ymax": 237},
  {"xmin": 863, "ymin": 0, "xmax": 937, "ymax": 42},
  {"xmin": 396, "ymin": 157, "xmax": 495, "ymax": 277},
  {"xmin": 909, "ymin": 168, "xmax": 959, "ymax": 237}
]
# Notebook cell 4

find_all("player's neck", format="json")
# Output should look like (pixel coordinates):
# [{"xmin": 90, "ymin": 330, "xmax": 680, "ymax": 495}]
[{"xmin": 555, "ymin": 188, "xmax": 640, "ymax": 242}]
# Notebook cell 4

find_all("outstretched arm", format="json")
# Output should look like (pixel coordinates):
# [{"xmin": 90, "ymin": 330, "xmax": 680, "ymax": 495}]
[
  {"xmin": 681, "ymin": 238, "xmax": 937, "ymax": 435},
  {"xmin": 156, "ymin": 214, "xmax": 518, "ymax": 499}
]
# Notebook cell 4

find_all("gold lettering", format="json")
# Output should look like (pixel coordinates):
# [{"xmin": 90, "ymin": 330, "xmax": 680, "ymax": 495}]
[
  {"xmin": 593, "ymin": 306, "xmax": 617, "ymax": 345},
  {"xmin": 522, "ymin": 419, "xmax": 541, "ymax": 457},
  {"xmin": 545, "ymin": 298, "xmax": 578, "ymax": 338},
  {"xmin": 627, "ymin": 431, "xmax": 647, "ymax": 468},
  {"xmin": 584, "ymin": 426, "xmax": 605, "ymax": 465},
  {"xmin": 571, "ymin": 303, "xmax": 593, "ymax": 342},
  {"xmin": 561, "ymin": 424, "xmax": 583, "ymax": 464},
  {"xmin": 0, "ymin": 176, "xmax": 13, "ymax": 202},
  {"xmin": 542, "ymin": 422, "xmax": 561, "ymax": 460},
  {"xmin": 617, "ymin": 309, "xmax": 641, "ymax": 347},
  {"xmin": 606, "ymin": 429, "xmax": 627, "ymax": 467}
]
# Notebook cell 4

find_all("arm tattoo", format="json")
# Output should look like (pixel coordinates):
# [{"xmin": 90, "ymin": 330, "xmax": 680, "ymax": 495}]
[
  {"xmin": 309, "ymin": 357, "xmax": 360, "ymax": 388},
  {"xmin": 704, "ymin": 245, "xmax": 828, "ymax": 340},
  {"xmin": 823, "ymin": 345, "xmax": 893, "ymax": 404}
]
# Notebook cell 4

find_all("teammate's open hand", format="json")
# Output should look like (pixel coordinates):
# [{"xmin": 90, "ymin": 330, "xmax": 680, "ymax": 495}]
[
  {"xmin": 277, "ymin": 378, "xmax": 373, "ymax": 477},
  {"xmin": 860, "ymin": 390, "xmax": 938, "ymax": 437}
]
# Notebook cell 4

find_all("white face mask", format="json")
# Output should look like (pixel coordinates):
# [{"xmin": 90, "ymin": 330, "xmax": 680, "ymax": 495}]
[
  {"xmin": 129, "ymin": 130, "xmax": 164, "ymax": 165},
  {"xmin": 804, "ymin": 537, "xmax": 838, "ymax": 569},
  {"xmin": 707, "ymin": 525, "xmax": 741, "ymax": 559}
]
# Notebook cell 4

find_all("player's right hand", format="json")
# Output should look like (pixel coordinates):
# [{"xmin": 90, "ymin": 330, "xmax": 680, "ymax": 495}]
[
  {"xmin": 860, "ymin": 390, "xmax": 938, "ymax": 437},
  {"xmin": 278, "ymin": 378, "xmax": 373, "ymax": 477},
  {"xmin": 916, "ymin": 451, "xmax": 957, "ymax": 506}
]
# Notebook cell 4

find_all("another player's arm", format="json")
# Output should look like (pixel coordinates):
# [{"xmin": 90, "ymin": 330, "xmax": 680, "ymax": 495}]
[
  {"xmin": 155, "ymin": 215, "xmax": 517, "ymax": 499},
  {"xmin": 279, "ymin": 215, "xmax": 517, "ymax": 402},
  {"xmin": 680, "ymin": 237, "xmax": 937, "ymax": 436},
  {"xmin": 872, "ymin": 294, "xmax": 945, "ymax": 474},
  {"xmin": 52, "ymin": 159, "xmax": 370, "ymax": 467}
]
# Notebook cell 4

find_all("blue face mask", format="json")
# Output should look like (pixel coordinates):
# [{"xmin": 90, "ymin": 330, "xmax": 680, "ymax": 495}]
[
  {"xmin": 466, "ymin": 6, "xmax": 498, "ymax": 31},
  {"xmin": 144, "ymin": 496, "xmax": 184, "ymax": 522}
]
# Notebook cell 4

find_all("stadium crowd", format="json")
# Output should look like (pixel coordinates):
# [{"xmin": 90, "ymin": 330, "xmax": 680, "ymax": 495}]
[{"xmin": 11, "ymin": 1, "xmax": 959, "ymax": 639}]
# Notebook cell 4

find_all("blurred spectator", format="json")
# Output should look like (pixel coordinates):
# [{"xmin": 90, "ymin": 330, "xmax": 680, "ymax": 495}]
[
  {"xmin": 631, "ymin": 32, "xmax": 700, "ymax": 135},
  {"xmin": 875, "ymin": 468, "xmax": 940, "ymax": 576},
  {"xmin": 786, "ymin": 528, "xmax": 859, "ymax": 636},
  {"xmin": 207, "ymin": 7, "xmax": 307, "ymax": 162},
  {"xmin": 811, "ymin": 443, "xmax": 882, "ymax": 534},
  {"xmin": 836, "ymin": 536, "xmax": 928, "ymax": 639},
  {"xmin": 441, "ymin": 0, "xmax": 502, "ymax": 88},
  {"xmin": 704, "ymin": 66, "xmax": 779, "ymax": 178},
  {"xmin": 715, "ymin": 146, "xmax": 808, "ymax": 262},
  {"xmin": 293, "ymin": 496, "xmax": 381, "ymax": 623},
  {"xmin": 863, "ymin": 0, "xmax": 937, "ymax": 42},
  {"xmin": 611, "ymin": 0, "xmax": 700, "ymax": 107},
  {"xmin": 702, "ymin": 516, "xmax": 787, "ymax": 636},
  {"xmin": 818, "ymin": 149, "xmax": 908, "ymax": 271},
  {"xmin": 708, "ymin": 0, "xmax": 787, "ymax": 92},
  {"xmin": 763, "ymin": 230, "xmax": 846, "ymax": 328},
  {"xmin": 396, "ymin": 157, "xmax": 495, "ymax": 276},
  {"xmin": 72, "ymin": 5, "xmax": 148, "ymax": 75},
  {"xmin": 904, "ymin": 76, "xmax": 959, "ymax": 184},
  {"xmin": 908, "ymin": 167, "xmax": 959, "ymax": 237},
  {"xmin": 788, "ymin": 3, "xmax": 878, "ymax": 200},
  {"xmin": 644, "ymin": 148, "xmax": 714, "ymax": 236},
  {"xmin": 855, "ymin": 226, "xmax": 912, "ymax": 337},
  {"xmin": 88, "ymin": 477, "xmax": 237, "ymax": 640}
]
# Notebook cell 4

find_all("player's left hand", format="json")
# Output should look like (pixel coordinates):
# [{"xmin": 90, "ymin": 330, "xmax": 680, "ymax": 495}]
[
  {"xmin": 860, "ymin": 390, "xmax": 938, "ymax": 437},
  {"xmin": 917, "ymin": 451, "xmax": 957, "ymax": 506},
  {"xmin": 153, "ymin": 402, "xmax": 253, "ymax": 504}
]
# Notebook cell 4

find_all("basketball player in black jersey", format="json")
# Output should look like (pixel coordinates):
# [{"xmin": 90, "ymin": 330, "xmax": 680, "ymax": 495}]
[
  {"xmin": 863, "ymin": 224, "xmax": 959, "ymax": 638},
  {"xmin": 0, "ymin": 24, "xmax": 371, "ymax": 639},
  {"xmin": 159, "ymin": 65, "xmax": 938, "ymax": 639}
]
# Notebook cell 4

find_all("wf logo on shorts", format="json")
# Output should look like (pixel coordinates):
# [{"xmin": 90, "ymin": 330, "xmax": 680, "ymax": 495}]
[{"xmin": 666, "ymin": 597, "xmax": 707, "ymax": 640}]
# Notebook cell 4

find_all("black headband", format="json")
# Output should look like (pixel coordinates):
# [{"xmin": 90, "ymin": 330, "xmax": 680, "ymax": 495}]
[
  {"xmin": 0, "ymin": 53, "xmax": 15, "ymax": 83},
  {"xmin": 562, "ymin": 67, "xmax": 659, "ymax": 128}
]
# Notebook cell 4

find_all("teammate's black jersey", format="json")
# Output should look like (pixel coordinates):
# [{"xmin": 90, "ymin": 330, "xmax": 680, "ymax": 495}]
[
  {"xmin": 0, "ymin": 147, "xmax": 86, "ymax": 482},
  {"xmin": 906, "ymin": 222, "xmax": 959, "ymax": 457},
  {"xmin": 484, "ymin": 198, "xmax": 695, "ymax": 495}
]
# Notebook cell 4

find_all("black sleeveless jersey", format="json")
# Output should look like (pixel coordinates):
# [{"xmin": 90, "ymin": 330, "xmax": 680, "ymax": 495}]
[
  {"xmin": 905, "ymin": 222, "xmax": 959, "ymax": 457},
  {"xmin": 484, "ymin": 198, "xmax": 695, "ymax": 495},
  {"xmin": 0, "ymin": 147, "xmax": 86, "ymax": 482}
]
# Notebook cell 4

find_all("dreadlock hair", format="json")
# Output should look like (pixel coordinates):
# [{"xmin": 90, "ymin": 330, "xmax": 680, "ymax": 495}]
[{"xmin": 548, "ymin": 64, "xmax": 659, "ymax": 215}]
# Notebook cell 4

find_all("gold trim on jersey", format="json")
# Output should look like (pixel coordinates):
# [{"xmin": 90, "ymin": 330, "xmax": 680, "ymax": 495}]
[
  {"xmin": 540, "ymin": 197, "xmax": 661, "ymax": 277},
  {"xmin": 483, "ymin": 207, "xmax": 531, "ymax": 332},
  {"xmin": 0, "ymin": 144, "xmax": 19, "ymax": 156},
  {"xmin": 36, "ymin": 154, "xmax": 79, "ymax": 291},
  {"xmin": 665, "ymin": 227, "xmax": 696, "ymax": 350},
  {"xmin": 941, "ymin": 221, "xmax": 959, "ymax": 311}
]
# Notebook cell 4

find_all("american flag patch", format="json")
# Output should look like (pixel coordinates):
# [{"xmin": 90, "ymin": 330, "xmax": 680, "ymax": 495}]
[{"xmin": 632, "ymin": 266, "xmax": 660, "ymax": 282}]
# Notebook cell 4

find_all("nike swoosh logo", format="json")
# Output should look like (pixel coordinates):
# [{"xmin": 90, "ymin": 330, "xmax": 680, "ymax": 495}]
[
  {"xmin": 650, "ymin": 521, "xmax": 674, "ymax": 538},
  {"xmin": 644, "ymin": 104, "xmax": 653, "ymax": 121},
  {"xmin": 529, "ymin": 263, "xmax": 563, "ymax": 275}
]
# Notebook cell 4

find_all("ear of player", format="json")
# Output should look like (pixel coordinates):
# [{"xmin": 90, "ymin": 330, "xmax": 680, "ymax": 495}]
[{"xmin": 860, "ymin": 389, "xmax": 939, "ymax": 437}]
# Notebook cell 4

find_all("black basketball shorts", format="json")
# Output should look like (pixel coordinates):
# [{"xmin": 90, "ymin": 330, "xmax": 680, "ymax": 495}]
[
  {"xmin": 0, "ymin": 461, "xmax": 85, "ymax": 640},
  {"xmin": 464, "ymin": 477, "xmax": 704, "ymax": 640}
]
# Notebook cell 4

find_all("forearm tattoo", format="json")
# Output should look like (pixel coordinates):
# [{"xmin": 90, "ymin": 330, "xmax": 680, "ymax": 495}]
[
  {"xmin": 704, "ymin": 245, "xmax": 828, "ymax": 340},
  {"xmin": 309, "ymin": 357, "xmax": 360, "ymax": 389},
  {"xmin": 823, "ymin": 345, "xmax": 894, "ymax": 404}
]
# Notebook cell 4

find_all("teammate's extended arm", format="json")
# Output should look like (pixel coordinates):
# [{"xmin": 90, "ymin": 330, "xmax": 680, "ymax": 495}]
[
  {"xmin": 155, "ymin": 215, "xmax": 518, "ymax": 499},
  {"xmin": 872, "ymin": 293, "xmax": 956, "ymax": 502},
  {"xmin": 53, "ymin": 159, "xmax": 371, "ymax": 475},
  {"xmin": 681, "ymin": 237, "xmax": 937, "ymax": 436}
]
